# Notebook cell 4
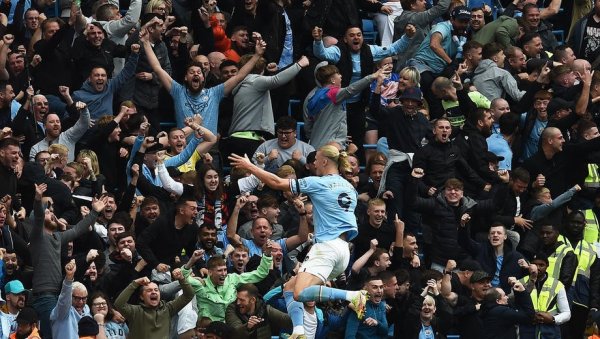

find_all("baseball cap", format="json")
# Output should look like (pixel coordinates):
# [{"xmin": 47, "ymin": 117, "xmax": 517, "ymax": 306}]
[
  {"xmin": 484, "ymin": 151, "xmax": 505, "ymax": 163},
  {"xmin": 470, "ymin": 270, "xmax": 492, "ymax": 284},
  {"xmin": 458, "ymin": 259, "xmax": 482, "ymax": 272},
  {"xmin": 451, "ymin": 6, "xmax": 471, "ymax": 20},
  {"xmin": 398, "ymin": 87, "xmax": 423, "ymax": 102},
  {"xmin": 16, "ymin": 307, "xmax": 38, "ymax": 324},
  {"xmin": 5, "ymin": 280, "xmax": 25, "ymax": 295},
  {"xmin": 547, "ymin": 98, "xmax": 574, "ymax": 117}
]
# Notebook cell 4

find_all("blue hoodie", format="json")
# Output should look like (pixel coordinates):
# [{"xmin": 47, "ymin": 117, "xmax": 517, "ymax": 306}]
[{"xmin": 73, "ymin": 53, "xmax": 139, "ymax": 120}]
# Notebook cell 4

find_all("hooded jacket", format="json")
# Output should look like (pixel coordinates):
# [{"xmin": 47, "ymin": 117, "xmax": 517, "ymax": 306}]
[
  {"xmin": 73, "ymin": 53, "xmax": 138, "ymax": 120},
  {"xmin": 472, "ymin": 16, "xmax": 520, "ymax": 49},
  {"xmin": 473, "ymin": 59, "xmax": 525, "ymax": 102},
  {"xmin": 225, "ymin": 299, "xmax": 292, "ymax": 338}
]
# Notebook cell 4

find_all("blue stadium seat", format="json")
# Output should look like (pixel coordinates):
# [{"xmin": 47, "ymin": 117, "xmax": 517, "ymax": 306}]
[
  {"xmin": 296, "ymin": 122, "xmax": 305, "ymax": 141},
  {"xmin": 288, "ymin": 99, "xmax": 302, "ymax": 117},
  {"xmin": 362, "ymin": 19, "xmax": 378, "ymax": 45},
  {"xmin": 447, "ymin": 335, "xmax": 461, "ymax": 339},
  {"xmin": 553, "ymin": 30, "xmax": 565, "ymax": 45}
]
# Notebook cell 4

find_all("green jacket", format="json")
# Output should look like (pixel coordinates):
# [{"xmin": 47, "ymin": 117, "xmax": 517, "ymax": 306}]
[
  {"xmin": 225, "ymin": 299, "xmax": 292, "ymax": 338},
  {"xmin": 473, "ymin": 16, "xmax": 520, "ymax": 49},
  {"xmin": 183, "ymin": 254, "xmax": 272, "ymax": 321},
  {"xmin": 114, "ymin": 279, "xmax": 194, "ymax": 338}
]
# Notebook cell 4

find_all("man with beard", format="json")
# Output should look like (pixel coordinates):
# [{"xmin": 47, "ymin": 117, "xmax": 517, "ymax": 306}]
[
  {"xmin": 225, "ymin": 283, "xmax": 292, "ymax": 338},
  {"xmin": 0, "ymin": 81, "xmax": 15, "ymax": 129},
  {"xmin": 30, "ymin": 184, "xmax": 108, "ymax": 339},
  {"xmin": 137, "ymin": 196, "xmax": 199, "ymax": 275},
  {"xmin": 407, "ymin": 6, "xmax": 471, "ymax": 119},
  {"xmin": 141, "ymin": 16, "xmax": 267, "ymax": 133},
  {"xmin": 29, "ymin": 102, "xmax": 90, "ymax": 162},
  {"xmin": 451, "ymin": 271, "xmax": 492, "ymax": 339},
  {"xmin": 3, "ymin": 280, "xmax": 27, "ymax": 336},
  {"xmin": 133, "ymin": 196, "xmax": 160, "ymax": 237},
  {"xmin": 11, "ymin": 307, "xmax": 39, "ymax": 339},
  {"xmin": 230, "ymin": 26, "xmax": 252, "ymax": 57},
  {"xmin": 3, "ymin": 251, "xmax": 32, "ymax": 289},
  {"xmin": 454, "ymin": 109, "xmax": 500, "ymax": 192},
  {"xmin": 345, "ymin": 275, "xmax": 388, "ymax": 338},
  {"xmin": 194, "ymin": 224, "xmax": 224, "ymax": 268},
  {"xmin": 114, "ymin": 269, "xmax": 193, "ymax": 338}
]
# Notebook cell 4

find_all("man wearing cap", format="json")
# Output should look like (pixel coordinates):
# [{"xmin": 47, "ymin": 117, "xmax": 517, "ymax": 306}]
[
  {"xmin": 519, "ymin": 254, "xmax": 571, "ymax": 339},
  {"xmin": 77, "ymin": 316, "xmax": 102, "ymax": 339},
  {"xmin": 3, "ymin": 280, "xmax": 26, "ymax": 335},
  {"xmin": 407, "ymin": 5, "xmax": 471, "ymax": 119},
  {"xmin": 10, "ymin": 307, "xmax": 39, "ymax": 339},
  {"xmin": 441, "ymin": 259, "xmax": 481, "ymax": 300},
  {"xmin": 369, "ymin": 84, "xmax": 430, "ymax": 224},
  {"xmin": 452, "ymin": 271, "xmax": 492, "ymax": 339}
]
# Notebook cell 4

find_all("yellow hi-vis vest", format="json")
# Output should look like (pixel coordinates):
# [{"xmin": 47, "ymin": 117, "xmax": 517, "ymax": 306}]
[
  {"xmin": 584, "ymin": 209, "xmax": 600, "ymax": 244},
  {"xmin": 558, "ymin": 235, "xmax": 596, "ymax": 285},
  {"xmin": 520, "ymin": 275, "xmax": 563, "ymax": 314},
  {"xmin": 546, "ymin": 243, "xmax": 574, "ymax": 283},
  {"xmin": 585, "ymin": 163, "xmax": 600, "ymax": 189}
]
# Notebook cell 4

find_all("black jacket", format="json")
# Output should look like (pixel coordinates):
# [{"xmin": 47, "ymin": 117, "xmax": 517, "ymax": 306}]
[
  {"xmin": 32, "ymin": 25, "xmax": 75, "ymax": 96},
  {"xmin": 136, "ymin": 209, "xmax": 197, "ymax": 270},
  {"xmin": 401, "ymin": 294, "xmax": 452, "ymax": 338},
  {"xmin": 370, "ymin": 93, "xmax": 432, "ymax": 153},
  {"xmin": 480, "ymin": 289, "xmax": 535, "ymax": 339},
  {"xmin": 412, "ymin": 139, "xmax": 486, "ymax": 191},
  {"xmin": 408, "ymin": 177, "xmax": 507, "ymax": 265},
  {"xmin": 71, "ymin": 36, "xmax": 128, "ymax": 88},
  {"xmin": 454, "ymin": 121, "xmax": 500, "ymax": 185},
  {"xmin": 458, "ymin": 227, "xmax": 526, "ymax": 293}
]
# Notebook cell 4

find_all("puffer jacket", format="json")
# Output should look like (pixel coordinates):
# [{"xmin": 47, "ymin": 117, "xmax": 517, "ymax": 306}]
[{"xmin": 407, "ymin": 177, "xmax": 506, "ymax": 265}]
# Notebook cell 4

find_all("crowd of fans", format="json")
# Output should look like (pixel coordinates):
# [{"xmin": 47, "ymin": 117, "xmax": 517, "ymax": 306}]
[{"xmin": 0, "ymin": 0, "xmax": 600, "ymax": 338}]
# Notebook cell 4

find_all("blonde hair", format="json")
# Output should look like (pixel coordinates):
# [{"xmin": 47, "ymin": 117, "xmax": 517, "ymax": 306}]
[
  {"xmin": 535, "ymin": 187, "xmax": 551, "ymax": 199},
  {"xmin": 77, "ymin": 149, "xmax": 100, "ymax": 176},
  {"xmin": 145, "ymin": 0, "xmax": 168, "ymax": 13},
  {"xmin": 399, "ymin": 66, "xmax": 420, "ymax": 87},
  {"xmin": 319, "ymin": 145, "xmax": 352, "ymax": 174},
  {"xmin": 423, "ymin": 295, "xmax": 436, "ymax": 306},
  {"xmin": 276, "ymin": 165, "xmax": 296, "ymax": 178},
  {"xmin": 48, "ymin": 144, "xmax": 68, "ymax": 158}
]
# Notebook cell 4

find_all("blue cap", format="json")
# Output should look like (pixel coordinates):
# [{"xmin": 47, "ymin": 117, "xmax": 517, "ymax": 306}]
[
  {"xmin": 398, "ymin": 87, "xmax": 423, "ymax": 102},
  {"xmin": 5, "ymin": 280, "xmax": 25, "ymax": 295}
]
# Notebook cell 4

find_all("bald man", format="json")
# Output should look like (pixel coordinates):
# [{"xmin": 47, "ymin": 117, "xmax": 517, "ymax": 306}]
[
  {"xmin": 490, "ymin": 98, "xmax": 510, "ymax": 135},
  {"xmin": 524, "ymin": 127, "xmax": 600, "ymax": 197},
  {"xmin": 206, "ymin": 52, "xmax": 227, "ymax": 88}
]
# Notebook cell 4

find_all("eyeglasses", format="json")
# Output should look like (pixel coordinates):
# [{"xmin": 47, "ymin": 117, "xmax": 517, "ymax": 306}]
[
  {"xmin": 72, "ymin": 295, "xmax": 88, "ymax": 302},
  {"xmin": 92, "ymin": 302, "xmax": 107, "ymax": 307},
  {"xmin": 277, "ymin": 130, "xmax": 295, "ymax": 136}
]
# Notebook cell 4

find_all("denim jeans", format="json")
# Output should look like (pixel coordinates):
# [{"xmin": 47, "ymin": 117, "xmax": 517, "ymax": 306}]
[{"xmin": 32, "ymin": 294, "xmax": 58, "ymax": 339}]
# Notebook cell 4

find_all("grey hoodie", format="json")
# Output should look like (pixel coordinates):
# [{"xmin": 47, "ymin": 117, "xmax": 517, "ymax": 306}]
[{"xmin": 473, "ymin": 59, "xmax": 525, "ymax": 102}]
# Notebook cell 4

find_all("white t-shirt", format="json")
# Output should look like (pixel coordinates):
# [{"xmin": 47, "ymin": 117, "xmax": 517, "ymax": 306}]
[{"xmin": 303, "ymin": 310, "xmax": 318, "ymax": 339}]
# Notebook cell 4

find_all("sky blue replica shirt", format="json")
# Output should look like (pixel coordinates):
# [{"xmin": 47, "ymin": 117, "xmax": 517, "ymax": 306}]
[{"xmin": 290, "ymin": 174, "xmax": 358, "ymax": 242}]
